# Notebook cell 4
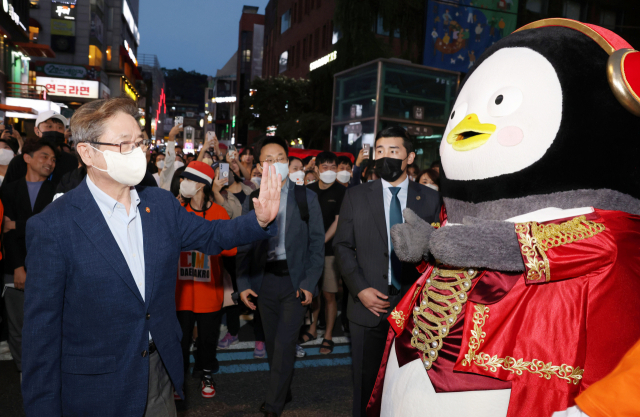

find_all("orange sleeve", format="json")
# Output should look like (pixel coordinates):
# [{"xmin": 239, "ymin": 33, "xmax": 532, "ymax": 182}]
[
  {"xmin": 212, "ymin": 203, "xmax": 237, "ymax": 257},
  {"xmin": 575, "ymin": 338, "xmax": 640, "ymax": 417}
]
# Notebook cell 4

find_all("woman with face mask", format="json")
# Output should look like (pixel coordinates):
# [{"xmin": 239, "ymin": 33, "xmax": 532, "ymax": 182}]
[
  {"xmin": 0, "ymin": 138, "xmax": 18, "ymax": 186},
  {"xmin": 155, "ymin": 124, "xmax": 182, "ymax": 190},
  {"xmin": 418, "ymin": 168, "xmax": 440, "ymax": 191},
  {"xmin": 250, "ymin": 166, "xmax": 262, "ymax": 189},
  {"xmin": 175, "ymin": 161, "xmax": 237, "ymax": 398},
  {"xmin": 211, "ymin": 162, "xmax": 254, "ymax": 220}
]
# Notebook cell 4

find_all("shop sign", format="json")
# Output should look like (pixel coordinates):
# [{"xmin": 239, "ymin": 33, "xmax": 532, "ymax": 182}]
[
  {"xmin": 123, "ymin": 40, "xmax": 137, "ymax": 66},
  {"xmin": 122, "ymin": 0, "xmax": 140, "ymax": 45},
  {"xmin": 51, "ymin": 2, "xmax": 76, "ymax": 20},
  {"xmin": 41, "ymin": 63, "xmax": 86, "ymax": 79},
  {"xmin": 36, "ymin": 76, "xmax": 99, "ymax": 99},
  {"xmin": 3, "ymin": 0, "xmax": 26, "ymax": 31},
  {"xmin": 51, "ymin": 19, "xmax": 75, "ymax": 36},
  {"xmin": 310, "ymin": 51, "xmax": 337, "ymax": 71}
]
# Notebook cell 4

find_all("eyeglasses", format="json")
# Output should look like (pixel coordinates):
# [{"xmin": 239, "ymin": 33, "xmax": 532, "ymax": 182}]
[
  {"xmin": 260, "ymin": 156, "xmax": 288, "ymax": 165},
  {"xmin": 89, "ymin": 138, "xmax": 150, "ymax": 155}
]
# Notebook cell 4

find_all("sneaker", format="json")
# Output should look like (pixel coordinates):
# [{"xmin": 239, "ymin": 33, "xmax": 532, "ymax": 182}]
[
  {"xmin": 254, "ymin": 341, "xmax": 266, "ymax": 358},
  {"xmin": 0, "ymin": 341, "xmax": 9, "ymax": 355},
  {"xmin": 295, "ymin": 344, "xmax": 306, "ymax": 358},
  {"xmin": 174, "ymin": 391, "xmax": 182, "ymax": 401},
  {"xmin": 201, "ymin": 374, "xmax": 216, "ymax": 398},
  {"xmin": 217, "ymin": 332, "xmax": 239, "ymax": 349}
]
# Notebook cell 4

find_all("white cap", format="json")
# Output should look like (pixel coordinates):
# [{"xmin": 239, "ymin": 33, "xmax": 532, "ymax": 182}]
[{"xmin": 35, "ymin": 110, "xmax": 69, "ymax": 128}]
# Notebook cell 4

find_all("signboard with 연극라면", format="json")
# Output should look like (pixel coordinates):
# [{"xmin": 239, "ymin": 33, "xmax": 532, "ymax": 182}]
[{"xmin": 36, "ymin": 76, "xmax": 99, "ymax": 99}]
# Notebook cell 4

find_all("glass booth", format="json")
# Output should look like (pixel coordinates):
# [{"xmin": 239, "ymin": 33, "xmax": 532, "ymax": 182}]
[{"xmin": 331, "ymin": 59, "xmax": 459, "ymax": 169}]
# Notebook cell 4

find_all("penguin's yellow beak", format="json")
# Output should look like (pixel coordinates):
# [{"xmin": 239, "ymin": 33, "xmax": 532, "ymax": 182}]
[{"xmin": 446, "ymin": 114, "xmax": 496, "ymax": 151}]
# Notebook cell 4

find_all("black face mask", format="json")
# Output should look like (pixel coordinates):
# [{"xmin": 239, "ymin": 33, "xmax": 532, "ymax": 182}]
[
  {"xmin": 41, "ymin": 130, "xmax": 66, "ymax": 147},
  {"xmin": 374, "ymin": 157, "xmax": 406, "ymax": 183}
]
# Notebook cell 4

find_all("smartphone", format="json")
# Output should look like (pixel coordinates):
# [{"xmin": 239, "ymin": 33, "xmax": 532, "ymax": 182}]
[
  {"xmin": 206, "ymin": 131, "xmax": 216, "ymax": 143},
  {"xmin": 363, "ymin": 143, "xmax": 370, "ymax": 158},
  {"xmin": 6, "ymin": 125, "xmax": 12, "ymax": 134},
  {"xmin": 174, "ymin": 116, "xmax": 183, "ymax": 126},
  {"xmin": 299, "ymin": 288, "xmax": 306, "ymax": 302},
  {"xmin": 219, "ymin": 162, "xmax": 230, "ymax": 184}
]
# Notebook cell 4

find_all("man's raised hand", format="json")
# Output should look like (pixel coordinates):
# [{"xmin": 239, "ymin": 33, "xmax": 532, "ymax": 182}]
[{"xmin": 254, "ymin": 162, "xmax": 281, "ymax": 228}]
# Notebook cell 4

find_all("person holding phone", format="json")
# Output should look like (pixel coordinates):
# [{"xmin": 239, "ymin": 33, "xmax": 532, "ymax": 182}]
[
  {"xmin": 154, "ymin": 124, "xmax": 182, "ymax": 190},
  {"xmin": 237, "ymin": 136, "xmax": 325, "ymax": 417}
]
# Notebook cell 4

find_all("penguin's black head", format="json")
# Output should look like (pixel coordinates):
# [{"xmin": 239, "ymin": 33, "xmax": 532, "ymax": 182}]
[{"xmin": 440, "ymin": 21, "xmax": 640, "ymax": 204}]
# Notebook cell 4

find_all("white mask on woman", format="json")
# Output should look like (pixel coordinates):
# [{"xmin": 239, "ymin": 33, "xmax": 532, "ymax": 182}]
[
  {"xmin": 251, "ymin": 177, "xmax": 262, "ymax": 188},
  {"xmin": 319, "ymin": 170, "xmax": 337, "ymax": 184},
  {"xmin": 91, "ymin": 146, "xmax": 147, "ymax": 187},
  {"xmin": 180, "ymin": 179, "xmax": 203, "ymax": 198},
  {"xmin": 426, "ymin": 183, "xmax": 439, "ymax": 191},
  {"xmin": 202, "ymin": 158, "xmax": 213, "ymax": 166},
  {"xmin": 156, "ymin": 160, "xmax": 164, "ymax": 170},
  {"xmin": 0, "ymin": 148, "xmax": 15, "ymax": 165},
  {"xmin": 336, "ymin": 170, "xmax": 351, "ymax": 184},
  {"xmin": 289, "ymin": 170, "xmax": 305, "ymax": 185}
]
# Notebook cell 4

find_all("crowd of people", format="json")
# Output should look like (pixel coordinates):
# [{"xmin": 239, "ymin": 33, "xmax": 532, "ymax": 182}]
[{"xmin": 0, "ymin": 97, "xmax": 443, "ymax": 417}]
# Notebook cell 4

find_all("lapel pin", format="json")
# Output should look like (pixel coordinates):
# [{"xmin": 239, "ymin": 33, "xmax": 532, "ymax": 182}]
[
  {"xmin": 416, "ymin": 196, "xmax": 421, "ymax": 201},
  {"xmin": 146, "ymin": 207, "xmax": 150, "ymax": 213}
]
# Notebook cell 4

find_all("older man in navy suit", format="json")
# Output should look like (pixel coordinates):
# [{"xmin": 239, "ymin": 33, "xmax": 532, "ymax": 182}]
[{"xmin": 21, "ymin": 98, "xmax": 282, "ymax": 417}]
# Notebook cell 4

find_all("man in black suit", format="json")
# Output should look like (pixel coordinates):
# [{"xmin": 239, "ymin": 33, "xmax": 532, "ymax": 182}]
[
  {"xmin": 333, "ymin": 127, "xmax": 441, "ymax": 417},
  {"xmin": 1, "ymin": 139, "xmax": 57, "ymax": 379},
  {"xmin": 237, "ymin": 136, "xmax": 325, "ymax": 417}
]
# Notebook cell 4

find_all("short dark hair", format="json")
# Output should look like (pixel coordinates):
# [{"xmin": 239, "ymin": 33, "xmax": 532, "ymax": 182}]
[
  {"xmin": 315, "ymin": 151, "xmax": 338, "ymax": 166},
  {"xmin": 375, "ymin": 126, "xmax": 414, "ymax": 154},
  {"xmin": 240, "ymin": 147, "xmax": 254, "ymax": 158},
  {"xmin": 430, "ymin": 160, "xmax": 442, "ymax": 169},
  {"xmin": 0, "ymin": 138, "xmax": 19, "ymax": 154},
  {"xmin": 418, "ymin": 168, "xmax": 440, "ymax": 186},
  {"xmin": 23, "ymin": 138, "xmax": 59, "ymax": 159},
  {"xmin": 337, "ymin": 155, "xmax": 353, "ymax": 168},
  {"xmin": 289, "ymin": 156, "xmax": 302, "ymax": 166},
  {"xmin": 255, "ymin": 136, "xmax": 288, "ymax": 161}
]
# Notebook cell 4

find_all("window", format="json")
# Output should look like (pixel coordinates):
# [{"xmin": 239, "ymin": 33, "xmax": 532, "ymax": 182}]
[
  {"xmin": 279, "ymin": 51, "xmax": 288, "ymax": 74},
  {"xmin": 303, "ymin": 38, "xmax": 307, "ymax": 60},
  {"xmin": 292, "ymin": 3, "xmax": 297, "ymax": 24},
  {"xmin": 298, "ymin": 0, "xmax": 303, "ymax": 22},
  {"xmin": 281, "ymin": 9, "xmax": 291, "ymax": 33},
  {"xmin": 106, "ymin": 45, "xmax": 112, "ymax": 61},
  {"xmin": 332, "ymin": 24, "xmax": 342, "ymax": 45},
  {"xmin": 309, "ymin": 33, "xmax": 313, "ymax": 58},
  {"xmin": 296, "ymin": 40, "xmax": 301, "ymax": 67},
  {"xmin": 89, "ymin": 45, "xmax": 103, "ymax": 68},
  {"xmin": 600, "ymin": 10, "xmax": 617, "ymax": 30},
  {"xmin": 29, "ymin": 25, "xmax": 39, "ymax": 42},
  {"xmin": 376, "ymin": 15, "xmax": 400, "ymax": 37},
  {"xmin": 322, "ymin": 24, "xmax": 327, "ymax": 49},
  {"xmin": 563, "ymin": 0, "xmax": 582, "ymax": 20},
  {"xmin": 314, "ymin": 28, "xmax": 319, "ymax": 57},
  {"xmin": 242, "ymin": 49, "xmax": 251, "ymax": 63},
  {"xmin": 290, "ymin": 45, "xmax": 295, "ymax": 68}
]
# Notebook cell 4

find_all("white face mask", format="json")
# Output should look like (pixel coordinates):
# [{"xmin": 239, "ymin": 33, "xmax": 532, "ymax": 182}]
[
  {"xmin": 306, "ymin": 179, "xmax": 317, "ymax": 185},
  {"xmin": 0, "ymin": 148, "xmax": 14, "ymax": 165},
  {"xmin": 336, "ymin": 170, "xmax": 351, "ymax": 184},
  {"xmin": 202, "ymin": 158, "xmax": 213, "ymax": 165},
  {"xmin": 251, "ymin": 177, "xmax": 261, "ymax": 188},
  {"xmin": 426, "ymin": 183, "xmax": 439, "ymax": 191},
  {"xmin": 289, "ymin": 170, "xmax": 305, "ymax": 185},
  {"xmin": 319, "ymin": 170, "xmax": 337, "ymax": 184},
  {"xmin": 180, "ymin": 179, "xmax": 203, "ymax": 198},
  {"xmin": 91, "ymin": 146, "xmax": 147, "ymax": 187},
  {"xmin": 156, "ymin": 160, "xmax": 164, "ymax": 170},
  {"xmin": 409, "ymin": 175, "xmax": 416, "ymax": 182},
  {"xmin": 272, "ymin": 162, "xmax": 290, "ymax": 181}
]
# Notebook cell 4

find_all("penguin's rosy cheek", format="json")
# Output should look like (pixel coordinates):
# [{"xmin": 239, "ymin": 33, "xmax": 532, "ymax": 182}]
[{"xmin": 496, "ymin": 126, "xmax": 524, "ymax": 147}]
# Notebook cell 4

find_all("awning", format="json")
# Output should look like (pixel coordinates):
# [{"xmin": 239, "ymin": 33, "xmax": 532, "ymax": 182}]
[
  {"xmin": 15, "ymin": 42, "xmax": 55, "ymax": 58},
  {"xmin": 0, "ymin": 103, "xmax": 38, "ymax": 115}
]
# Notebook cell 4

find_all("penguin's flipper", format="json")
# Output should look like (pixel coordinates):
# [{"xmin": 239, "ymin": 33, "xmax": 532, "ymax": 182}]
[
  {"xmin": 390, "ymin": 208, "xmax": 435, "ymax": 263},
  {"xmin": 429, "ymin": 218, "xmax": 525, "ymax": 271}
]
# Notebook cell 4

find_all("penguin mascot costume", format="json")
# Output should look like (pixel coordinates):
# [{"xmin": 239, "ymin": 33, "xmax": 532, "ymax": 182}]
[{"xmin": 366, "ymin": 18, "xmax": 640, "ymax": 417}]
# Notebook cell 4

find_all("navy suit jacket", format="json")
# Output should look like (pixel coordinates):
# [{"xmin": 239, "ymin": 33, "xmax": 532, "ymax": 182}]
[{"xmin": 21, "ymin": 178, "xmax": 275, "ymax": 416}]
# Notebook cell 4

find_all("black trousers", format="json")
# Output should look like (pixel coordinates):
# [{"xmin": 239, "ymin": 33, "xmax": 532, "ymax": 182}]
[
  {"xmin": 176, "ymin": 310, "xmax": 223, "ymax": 374},
  {"xmin": 258, "ymin": 272, "xmax": 306, "ymax": 415},
  {"xmin": 350, "ymin": 294, "xmax": 401, "ymax": 417}
]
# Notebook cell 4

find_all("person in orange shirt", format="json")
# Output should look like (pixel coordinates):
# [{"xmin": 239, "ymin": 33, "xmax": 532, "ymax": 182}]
[{"xmin": 175, "ymin": 161, "xmax": 236, "ymax": 399}]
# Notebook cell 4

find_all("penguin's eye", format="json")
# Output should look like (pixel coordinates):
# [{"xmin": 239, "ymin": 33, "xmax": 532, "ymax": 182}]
[
  {"xmin": 487, "ymin": 87, "xmax": 523, "ymax": 117},
  {"xmin": 448, "ymin": 102, "xmax": 467, "ymax": 126}
]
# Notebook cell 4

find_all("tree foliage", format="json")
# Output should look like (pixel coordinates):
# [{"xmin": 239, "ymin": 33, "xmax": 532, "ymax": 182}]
[
  {"xmin": 161, "ymin": 67, "xmax": 209, "ymax": 111},
  {"xmin": 238, "ymin": 76, "xmax": 330, "ymax": 150}
]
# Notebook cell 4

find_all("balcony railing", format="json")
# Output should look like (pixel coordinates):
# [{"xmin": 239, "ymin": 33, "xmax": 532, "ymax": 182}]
[{"xmin": 7, "ymin": 82, "xmax": 51, "ymax": 100}]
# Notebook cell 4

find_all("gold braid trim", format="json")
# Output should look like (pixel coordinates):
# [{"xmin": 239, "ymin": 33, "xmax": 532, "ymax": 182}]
[
  {"xmin": 411, "ymin": 267, "xmax": 478, "ymax": 370},
  {"xmin": 390, "ymin": 309, "xmax": 406, "ymax": 328},
  {"xmin": 462, "ymin": 304, "xmax": 584, "ymax": 385},
  {"xmin": 516, "ymin": 215, "xmax": 605, "ymax": 282}
]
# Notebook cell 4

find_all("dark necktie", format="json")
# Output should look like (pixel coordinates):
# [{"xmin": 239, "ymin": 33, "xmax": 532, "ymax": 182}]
[{"xmin": 389, "ymin": 187, "xmax": 402, "ymax": 290}]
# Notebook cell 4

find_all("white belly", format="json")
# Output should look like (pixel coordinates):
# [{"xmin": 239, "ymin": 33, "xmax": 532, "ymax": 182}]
[{"xmin": 380, "ymin": 341, "xmax": 512, "ymax": 417}]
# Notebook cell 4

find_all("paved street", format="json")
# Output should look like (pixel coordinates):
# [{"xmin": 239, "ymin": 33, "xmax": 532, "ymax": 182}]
[{"xmin": 0, "ymin": 314, "xmax": 354, "ymax": 417}]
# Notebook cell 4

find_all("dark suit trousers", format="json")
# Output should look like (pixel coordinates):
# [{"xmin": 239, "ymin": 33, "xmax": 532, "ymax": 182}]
[
  {"xmin": 350, "ymin": 293, "xmax": 401, "ymax": 417},
  {"xmin": 258, "ymin": 272, "xmax": 306, "ymax": 415}
]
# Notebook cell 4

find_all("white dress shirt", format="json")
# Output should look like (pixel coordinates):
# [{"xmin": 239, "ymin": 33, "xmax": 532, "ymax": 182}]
[
  {"xmin": 267, "ymin": 179, "xmax": 289, "ymax": 261},
  {"xmin": 86, "ymin": 176, "xmax": 149, "ymax": 340},
  {"xmin": 381, "ymin": 176, "xmax": 409, "ymax": 285}
]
